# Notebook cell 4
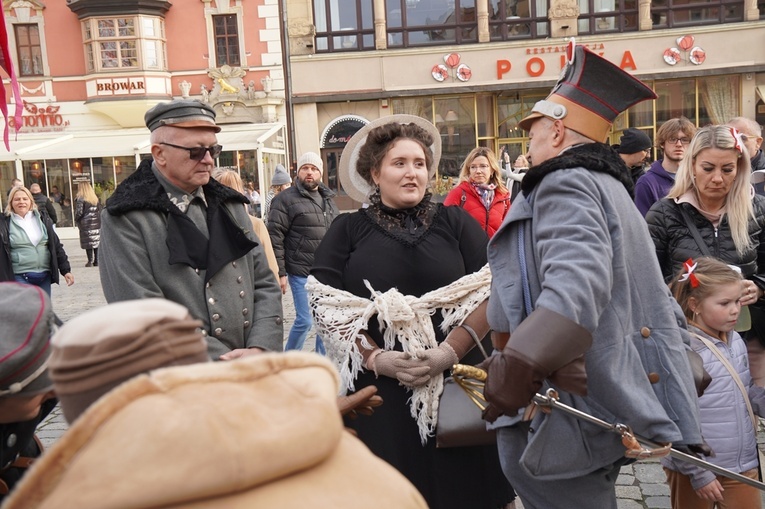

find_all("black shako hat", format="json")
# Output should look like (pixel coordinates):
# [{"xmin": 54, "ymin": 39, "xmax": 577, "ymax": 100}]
[
  {"xmin": 519, "ymin": 40, "xmax": 657, "ymax": 142},
  {"xmin": 144, "ymin": 99, "xmax": 221, "ymax": 133}
]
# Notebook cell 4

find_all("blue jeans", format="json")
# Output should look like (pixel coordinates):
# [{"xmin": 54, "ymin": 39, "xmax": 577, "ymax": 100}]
[
  {"xmin": 15, "ymin": 271, "xmax": 52, "ymax": 296},
  {"xmin": 285, "ymin": 274, "xmax": 325, "ymax": 355}
]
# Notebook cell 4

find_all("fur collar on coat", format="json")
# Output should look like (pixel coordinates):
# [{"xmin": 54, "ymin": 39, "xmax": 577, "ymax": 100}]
[
  {"xmin": 106, "ymin": 158, "xmax": 249, "ymax": 217},
  {"xmin": 103, "ymin": 159, "xmax": 257, "ymax": 282},
  {"xmin": 521, "ymin": 142, "xmax": 635, "ymax": 199}
]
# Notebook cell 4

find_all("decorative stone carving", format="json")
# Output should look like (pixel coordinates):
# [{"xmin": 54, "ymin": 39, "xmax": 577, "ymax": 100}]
[
  {"xmin": 549, "ymin": 0, "xmax": 579, "ymax": 18},
  {"xmin": 179, "ymin": 80, "xmax": 191, "ymax": 98},
  {"xmin": 288, "ymin": 20, "xmax": 316, "ymax": 37},
  {"xmin": 208, "ymin": 65, "xmax": 246, "ymax": 100},
  {"xmin": 549, "ymin": 0, "xmax": 579, "ymax": 37},
  {"xmin": 261, "ymin": 75, "xmax": 273, "ymax": 95},
  {"xmin": 288, "ymin": 19, "xmax": 316, "ymax": 55}
]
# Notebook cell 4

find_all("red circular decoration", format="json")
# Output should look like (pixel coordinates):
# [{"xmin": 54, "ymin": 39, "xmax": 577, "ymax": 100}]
[
  {"xmin": 689, "ymin": 47, "xmax": 706, "ymax": 65},
  {"xmin": 676, "ymin": 35, "xmax": 694, "ymax": 51},
  {"xmin": 431, "ymin": 64, "xmax": 448, "ymax": 82},
  {"xmin": 663, "ymin": 48, "xmax": 681, "ymax": 65},
  {"xmin": 444, "ymin": 53, "xmax": 461, "ymax": 68},
  {"xmin": 456, "ymin": 64, "xmax": 472, "ymax": 82}
]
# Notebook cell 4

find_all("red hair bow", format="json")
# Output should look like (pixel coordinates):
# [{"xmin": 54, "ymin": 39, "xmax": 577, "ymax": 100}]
[
  {"xmin": 680, "ymin": 258, "xmax": 699, "ymax": 288},
  {"xmin": 729, "ymin": 127, "xmax": 744, "ymax": 155}
]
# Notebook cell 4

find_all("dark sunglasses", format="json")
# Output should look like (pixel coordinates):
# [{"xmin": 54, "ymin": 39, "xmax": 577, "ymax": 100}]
[{"xmin": 160, "ymin": 142, "xmax": 222, "ymax": 161}]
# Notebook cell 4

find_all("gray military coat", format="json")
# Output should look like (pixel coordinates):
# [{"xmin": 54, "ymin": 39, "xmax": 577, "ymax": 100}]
[
  {"xmin": 487, "ymin": 143, "xmax": 702, "ymax": 480},
  {"xmin": 99, "ymin": 160, "xmax": 283, "ymax": 359}
]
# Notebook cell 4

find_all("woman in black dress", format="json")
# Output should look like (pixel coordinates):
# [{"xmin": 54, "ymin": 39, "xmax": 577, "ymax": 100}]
[{"xmin": 309, "ymin": 115, "xmax": 515, "ymax": 509}]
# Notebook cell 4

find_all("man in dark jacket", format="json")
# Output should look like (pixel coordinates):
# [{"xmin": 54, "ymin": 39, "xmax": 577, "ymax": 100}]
[
  {"xmin": 613, "ymin": 127, "xmax": 652, "ymax": 186},
  {"xmin": 728, "ymin": 117, "xmax": 765, "ymax": 195},
  {"xmin": 268, "ymin": 152, "xmax": 338, "ymax": 354},
  {"xmin": 99, "ymin": 100, "xmax": 283, "ymax": 360},
  {"xmin": 28, "ymin": 184, "xmax": 57, "ymax": 225}
]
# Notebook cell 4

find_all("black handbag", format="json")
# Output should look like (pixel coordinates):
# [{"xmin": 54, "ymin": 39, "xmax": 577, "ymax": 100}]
[{"xmin": 435, "ymin": 325, "xmax": 496, "ymax": 448}]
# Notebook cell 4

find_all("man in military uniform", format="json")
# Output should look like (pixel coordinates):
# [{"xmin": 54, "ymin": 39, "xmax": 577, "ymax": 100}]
[
  {"xmin": 99, "ymin": 100, "xmax": 283, "ymax": 359},
  {"xmin": 481, "ymin": 42, "xmax": 703, "ymax": 508}
]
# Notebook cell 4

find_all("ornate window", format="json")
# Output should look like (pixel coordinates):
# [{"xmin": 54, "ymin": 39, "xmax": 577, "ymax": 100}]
[
  {"xmin": 488, "ymin": 0, "xmax": 549, "ymax": 39},
  {"xmin": 82, "ymin": 16, "xmax": 166, "ymax": 72},
  {"xmin": 213, "ymin": 14, "xmax": 240, "ymax": 66},
  {"xmin": 651, "ymin": 0, "xmax": 744, "ymax": 27},
  {"xmin": 14, "ymin": 24, "xmax": 43, "ymax": 76},
  {"xmin": 386, "ymin": 0, "xmax": 478, "ymax": 47},
  {"xmin": 314, "ymin": 0, "xmax": 375, "ymax": 52},
  {"xmin": 577, "ymin": 0, "xmax": 639, "ymax": 33}
]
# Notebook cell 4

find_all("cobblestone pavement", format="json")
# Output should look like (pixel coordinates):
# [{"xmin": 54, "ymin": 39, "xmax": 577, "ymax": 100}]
[{"xmin": 35, "ymin": 240, "xmax": 765, "ymax": 508}]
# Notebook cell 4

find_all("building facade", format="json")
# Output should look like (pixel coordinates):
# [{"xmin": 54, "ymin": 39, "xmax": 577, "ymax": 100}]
[
  {"xmin": 1, "ymin": 0, "xmax": 288, "ymax": 237},
  {"xmin": 286, "ymin": 0, "xmax": 765, "ymax": 209}
]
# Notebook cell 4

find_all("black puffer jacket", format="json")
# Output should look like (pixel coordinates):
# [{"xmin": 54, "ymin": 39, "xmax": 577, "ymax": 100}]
[
  {"xmin": 646, "ymin": 195, "xmax": 765, "ymax": 281},
  {"xmin": 32, "ymin": 193, "xmax": 57, "ymax": 224},
  {"xmin": 267, "ymin": 179, "xmax": 338, "ymax": 277},
  {"xmin": 74, "ymin": 198, "xmax": 101, "ymax": 249}
]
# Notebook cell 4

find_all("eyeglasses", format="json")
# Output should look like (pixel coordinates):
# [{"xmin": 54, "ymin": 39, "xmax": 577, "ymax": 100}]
[
  {"xmin": 667, "ymin": 137, "xmax": 691, "ymax": 146},
  {"xmin": 469, "ymin": 164, "xmax": 490, "ymax": 170},
  {"xmin": 160, "ymin": 142, "xmax": 222, "ymax": 161}
]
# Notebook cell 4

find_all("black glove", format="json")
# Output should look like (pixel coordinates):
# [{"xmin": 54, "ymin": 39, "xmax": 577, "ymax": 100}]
[{"xmin": 674, "ymin": 441, "xmax": 715, "ymax": 458}]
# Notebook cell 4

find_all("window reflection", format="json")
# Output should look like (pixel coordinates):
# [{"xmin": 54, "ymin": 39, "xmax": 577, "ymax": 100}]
[
  {"xmin": 387, "ymin": 0, "xmax": 478, "ymax": 47},
  {"xmin": 488, "ymin": 0, "xmax": 548, "ymax": 39}
]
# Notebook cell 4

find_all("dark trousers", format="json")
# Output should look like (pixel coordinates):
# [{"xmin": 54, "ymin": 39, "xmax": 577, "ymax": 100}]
[{"xmin": 496, "ymin": 423, "xmax": 626, "ymax": 509}]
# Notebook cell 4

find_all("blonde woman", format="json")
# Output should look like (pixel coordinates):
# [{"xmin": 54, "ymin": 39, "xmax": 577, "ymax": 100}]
[
  {"xmin": 443, "ymin": 147, "xmax": 510, "ymax": 238},
  {"xmin": 75, "ymin": 182, "xmax": 102, "ymax": 267},
  {"xmin": 212, "ymin": 169, "xmax": 279, "ymax": 279},
  {"xmin": 647, "ymin": 125, "xmax": 765, "ymax": 384},
  {"xmin": 1, "ymin": 186, "xmax": 74, "ymax": 294}
]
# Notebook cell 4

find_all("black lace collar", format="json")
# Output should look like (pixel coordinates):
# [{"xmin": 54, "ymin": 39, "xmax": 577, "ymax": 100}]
[{"xmin": 362, "ymin": 190, "xmax": 439, "ymax": 243}]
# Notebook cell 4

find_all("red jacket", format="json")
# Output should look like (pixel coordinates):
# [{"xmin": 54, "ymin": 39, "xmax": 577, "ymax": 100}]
[{"xmin": 443, "ymin": 181, "xmax": 510, "ymax": 238}]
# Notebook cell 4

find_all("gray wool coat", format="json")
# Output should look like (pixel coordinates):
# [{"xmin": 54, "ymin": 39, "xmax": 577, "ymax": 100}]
[
  {"xmin": 99, "ymin": 161, "xmax": 283, "ymax": 360},
  {"xmin": 487, "ymin": 147, "xmax": 702, "ymax": 480}
]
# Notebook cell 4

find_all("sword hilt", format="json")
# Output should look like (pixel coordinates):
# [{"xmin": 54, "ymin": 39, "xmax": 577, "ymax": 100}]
[{"xmin": 451, "ymin": 363, "xmax": 487, "ymax": 382}]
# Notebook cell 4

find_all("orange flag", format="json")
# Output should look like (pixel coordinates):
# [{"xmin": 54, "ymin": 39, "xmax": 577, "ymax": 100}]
[{"xmin": 0, "ymin": 8, "xmax": 22, "ymax": 151}]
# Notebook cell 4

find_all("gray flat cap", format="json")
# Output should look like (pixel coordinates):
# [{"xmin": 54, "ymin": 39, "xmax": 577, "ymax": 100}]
[{"xmin": 145, "ymin": 99, "xmax": 221, "ymax": 133}]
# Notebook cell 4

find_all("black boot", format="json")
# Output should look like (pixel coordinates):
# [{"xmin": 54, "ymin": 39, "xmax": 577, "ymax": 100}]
[
  {"xmin": 93, "ymin": 248, "xmax": 98, "ymax": 267},
  {"xmin": 86, "ymin": 248, "xmax": 93, "ymax": 267}
]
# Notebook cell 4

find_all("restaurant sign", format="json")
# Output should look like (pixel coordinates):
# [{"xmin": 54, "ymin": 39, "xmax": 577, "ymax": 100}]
[{"xmin": 9, "ymin": 101, "xmax": 70, "ymax": 133}]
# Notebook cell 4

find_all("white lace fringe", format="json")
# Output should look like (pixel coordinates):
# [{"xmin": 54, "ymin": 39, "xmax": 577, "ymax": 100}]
[{"xmin": 306, "ymin": 264, "xmax": 492, "ymax": 443}]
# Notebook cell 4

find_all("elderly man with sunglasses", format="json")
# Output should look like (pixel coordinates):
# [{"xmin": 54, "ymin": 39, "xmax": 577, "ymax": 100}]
[{"xmin": 98, "ymin": 100, "xmax": 283, "ymax": 360}]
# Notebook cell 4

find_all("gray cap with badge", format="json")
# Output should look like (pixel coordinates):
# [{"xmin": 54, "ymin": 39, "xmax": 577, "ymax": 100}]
[
  {"xmin": 0, "ymin": 283, "xmax": 55, "ymax": 398},
  {"xmin": 144, "ymin": 99, "xmax": 221, "ymax": 133}
]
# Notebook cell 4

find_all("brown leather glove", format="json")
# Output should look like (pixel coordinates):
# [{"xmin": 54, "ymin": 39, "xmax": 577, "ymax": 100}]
[
  {"xmin": 482, "ymin": 307, "xmax": 592, "ymax": 421},
  {"xmin": 686, "ymin": 348, "xmax": 712, "ymax": 397},
  {"xmin": 337, "ymin": 385, "xmax": 384, "ymax": 419}
]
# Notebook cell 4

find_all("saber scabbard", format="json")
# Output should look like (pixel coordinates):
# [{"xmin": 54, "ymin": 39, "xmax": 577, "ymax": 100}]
[{"xmin": 451, "ymin": 364, "xmax": 765, "ymax": 492}]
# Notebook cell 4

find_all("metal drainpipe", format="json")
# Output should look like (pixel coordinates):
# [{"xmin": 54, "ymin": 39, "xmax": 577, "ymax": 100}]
[{"xmin": 278, "ymin": 0, "xmax": 297, "ymax": 169}]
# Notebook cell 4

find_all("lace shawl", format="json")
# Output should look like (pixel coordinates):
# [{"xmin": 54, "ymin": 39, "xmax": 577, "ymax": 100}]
[{"xmin": 306, "ymin": 264, "xmax": 491, "ymax": 443}]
